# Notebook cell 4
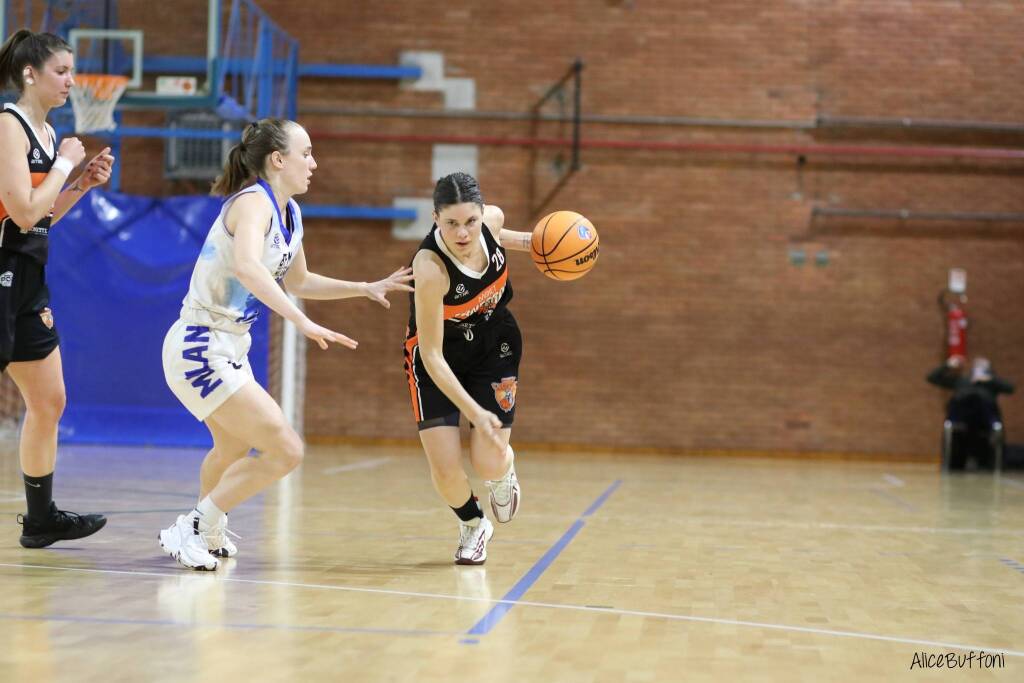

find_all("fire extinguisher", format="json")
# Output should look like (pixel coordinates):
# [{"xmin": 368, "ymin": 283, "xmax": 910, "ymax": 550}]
[
  {"xmin": 939, "ymin": 268, "xmax": 968, "ymax": 365},
  {"xmin": 946, "ymin": 302, "xmax": 967, "ymax": 364}
]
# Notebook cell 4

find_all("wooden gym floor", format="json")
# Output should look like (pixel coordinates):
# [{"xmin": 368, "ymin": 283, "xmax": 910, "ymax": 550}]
[{"xmin": 0, "ymin": 440, "xmax": 1021, "ymax": 682}]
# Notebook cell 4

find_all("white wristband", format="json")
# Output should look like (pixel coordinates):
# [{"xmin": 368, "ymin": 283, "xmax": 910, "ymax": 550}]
[{"xmin": 51, "ymin": 156, "xmax": 75, "ymax": 177}]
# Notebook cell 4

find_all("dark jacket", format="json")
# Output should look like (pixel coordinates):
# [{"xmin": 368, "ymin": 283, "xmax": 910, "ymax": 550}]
[{"xmin": 927, "ymin": 366, "xmax": 1014, "ymax": 427}]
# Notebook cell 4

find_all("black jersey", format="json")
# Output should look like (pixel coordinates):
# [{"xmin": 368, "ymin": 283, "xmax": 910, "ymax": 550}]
[
  {"xmin": 0, "ymin": 104, "xmax": 56, "ymax": 265},
  {"xmin": 407, "ymin": 224, "xmax": 513, "ymax": 339}
]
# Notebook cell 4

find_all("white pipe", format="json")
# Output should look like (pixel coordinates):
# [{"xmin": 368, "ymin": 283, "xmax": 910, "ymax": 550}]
[{"xmin": 280, "ymin": 295, "xmax": 299, "ymax": 428}]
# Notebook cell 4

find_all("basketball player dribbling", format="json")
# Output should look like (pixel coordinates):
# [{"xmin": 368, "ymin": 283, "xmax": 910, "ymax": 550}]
[
  {"xmin": 0, "ymin": 30, "xmax": 115, "ymax": 547},
  {"xmin": 159, "ymin": 118, "xmax": 412, "ymax": 570},
  {"xmin": 403, "ymin": 172, "xmax": 532, "ymax": 565}
]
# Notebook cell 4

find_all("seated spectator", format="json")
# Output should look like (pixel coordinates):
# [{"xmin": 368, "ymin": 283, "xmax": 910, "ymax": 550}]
[{"xmin": 927, "ymin": 357, "xmax": 1014, "ymax": 469}]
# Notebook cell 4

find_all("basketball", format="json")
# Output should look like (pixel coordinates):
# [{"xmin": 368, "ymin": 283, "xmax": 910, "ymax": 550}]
[{"xmin": 530, "ymin": 211, "xmax": 600, "ymax": 281}]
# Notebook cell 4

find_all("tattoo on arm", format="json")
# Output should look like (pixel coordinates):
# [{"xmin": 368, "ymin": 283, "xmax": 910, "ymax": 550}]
[{"xmin": 520, "ymin": 234, "xmax": 531, "ymax": 250}]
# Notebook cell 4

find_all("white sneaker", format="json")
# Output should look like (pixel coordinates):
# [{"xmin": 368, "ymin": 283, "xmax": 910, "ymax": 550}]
[
  {"xmin": 485, "ymin": 458, "xmax": 520, "ymax": 523},
  {"xmin": 159, "ymin": 514, "xmax": 219, "ymax": 571},
  {"xmin": 201, "ymin": 516, "xmax": 239, "ymax": 558},
  {"xmin": 455, "ymin": 517, "xmax": 494, "ymax": 565}
]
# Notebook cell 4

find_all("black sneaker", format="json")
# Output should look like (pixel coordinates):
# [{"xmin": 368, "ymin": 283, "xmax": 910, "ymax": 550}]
[{"xmin": 17, "ymin": 502, "xmax": 107, "ymax": 548}]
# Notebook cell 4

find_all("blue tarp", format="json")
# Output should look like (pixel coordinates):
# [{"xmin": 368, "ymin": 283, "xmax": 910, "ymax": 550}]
[{"xmin": 47, "ymin": 190, "xmax": 269, "ymax": 447}]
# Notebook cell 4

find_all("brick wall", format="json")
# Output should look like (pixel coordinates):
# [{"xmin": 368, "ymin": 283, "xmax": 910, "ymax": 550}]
[{"xmin": 122, "ymin": 0, "xmax": 1024, "ymax": 456}]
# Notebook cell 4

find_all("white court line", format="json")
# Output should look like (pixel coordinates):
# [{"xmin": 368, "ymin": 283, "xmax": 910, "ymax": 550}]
[
  {"xmin": 1003, "ymin": 478, "xmax": 1024, "ymax": 491},
  {"xmin": 0, "ymin": 490, "xmax": 26, "ymax": 503},
  {"xmin": 870, "ymin": 489, "xmax": 917, "ymax": 513},
  {"xmin": 655, "ymin": 514, "xmax": 1024, "ymax": 537},
  {"xmin": 323, "ymin": 457, "xmax": 394, "ymax": 475},
  {"xmin": 882, "ymin": 474, "xmax": 905, "ymax": 487},
  {"xmin": 1, "ymin": 562, "xmax": 1022, "ymax": 658}
]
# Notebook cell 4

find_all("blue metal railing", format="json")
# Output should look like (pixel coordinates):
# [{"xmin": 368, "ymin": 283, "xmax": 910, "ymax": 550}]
[
  {"xmin": 80, "ymin": 55, "xmax": 422, "ymax": 81},
  {"xmin": 301, "ymin": 205, "xmax": 417, "ymax": 221},
  {"xmin": 219, "ymin": 0, "xmax": 297, "ymax": 120},
  {"xmin": 299, "ymin": 63, "xmax": 422, "ymax": 79},
  {"xmin": 4, "ymin": 0, "xmax": 420, "ymax": 219}
]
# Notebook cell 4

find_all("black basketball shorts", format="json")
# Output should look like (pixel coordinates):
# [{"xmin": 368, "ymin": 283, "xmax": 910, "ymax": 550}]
[
  {"xmin": 404, "ymin": 308, "xmax": 522, "ymax": 430},
  {"xmin": 0, "ymin": 250, "xmax": 59, "ymax": 372}
]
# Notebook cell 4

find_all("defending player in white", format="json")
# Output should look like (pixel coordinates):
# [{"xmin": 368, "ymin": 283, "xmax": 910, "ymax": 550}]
[{"xmin": 159, "ymin": 118, "xmax": 412, "ymax": 570}]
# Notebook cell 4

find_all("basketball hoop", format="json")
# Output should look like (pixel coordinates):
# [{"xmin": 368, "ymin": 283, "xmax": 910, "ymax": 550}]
[{"xmin": 69, "ymin": 74, "xmax": 130, "ymax": 134}]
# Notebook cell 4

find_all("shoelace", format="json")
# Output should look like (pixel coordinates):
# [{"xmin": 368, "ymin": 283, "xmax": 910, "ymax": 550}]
[
  {"xmin": 202, "ymin": 525, "xmax": 241, "ymax": 547},
  {"xmin": 16, "ymin": 509, "xmax": 88, "ymax": 528},
  {"xmin": 460, "ymin": 522, "xmax": 485, "ymax": 545},
  {"xmin": 53, "ymin": 509, "xmax": 87, "ymax": 526},
  {"xmin": 487, "ymin": 476, "xmax": 513, "ymax": 504}
]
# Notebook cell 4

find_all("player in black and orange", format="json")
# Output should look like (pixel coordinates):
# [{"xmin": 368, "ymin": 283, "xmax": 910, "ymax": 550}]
[
  {"xmin": 0, "ymin": 30, "xmax": 114, "ymax": 547},
  {"xmin": 404, "ymin": 172, "xmax": 534, "ymax": 565}
]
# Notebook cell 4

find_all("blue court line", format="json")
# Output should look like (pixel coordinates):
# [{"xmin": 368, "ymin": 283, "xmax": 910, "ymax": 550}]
[
  {"xmin": 583, "ymin": 480, "xmax": 622, "ymax": 517},
  {"xmin": 465, "ymin": 480, "xmax": 622, "ymax": 637},
  {"xmin": 0, "ymin": 613, "xmax": 454, "ymax": 637},
  {"xmin": 1000, "ymin": 558, "xmax": 1024, "ymax": 576}
]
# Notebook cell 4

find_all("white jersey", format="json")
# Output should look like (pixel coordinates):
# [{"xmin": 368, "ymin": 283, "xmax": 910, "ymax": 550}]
[{"xmin": 180, "ymin": 181, "xmax": 304, "ymax": 333}]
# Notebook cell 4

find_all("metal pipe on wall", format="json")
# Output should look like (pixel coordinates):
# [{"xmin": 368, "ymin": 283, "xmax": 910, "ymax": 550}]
[
  {"xmin": 812, "ymin": 207, "xmax": 1024, "ymax": 222},
  {"xmin": 816, "ymin": 115, "xmax": 1024, "ymax": 134},
  {"xmin": 301, "ymin": 105, "xmax": 1024, "ymax": 135},
  {"xmin": 311, "ymin": 129, "xmax": 1024, "ymax": 161},
  {"xmin": 301, "ymin": 105, "xmax": 816, "ymax": 129}
]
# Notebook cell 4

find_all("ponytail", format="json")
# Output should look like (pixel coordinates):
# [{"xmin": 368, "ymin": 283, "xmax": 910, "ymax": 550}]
[
  {"xmin": 210, "ymin": 118, "xmax": 295, "ymax": 196},
  {"xmin": 210, "ymin": 143, "xmax": 250, "ymax": 196}
]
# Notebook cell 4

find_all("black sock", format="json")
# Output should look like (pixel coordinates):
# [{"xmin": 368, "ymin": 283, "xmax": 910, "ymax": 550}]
[
  {"xmin": 23, "ymin": 472, "xmax": 54, "ymax": 520},
  {"xmin": 451, "ymin": 494, "xmax": 484, "ymax": 522}
]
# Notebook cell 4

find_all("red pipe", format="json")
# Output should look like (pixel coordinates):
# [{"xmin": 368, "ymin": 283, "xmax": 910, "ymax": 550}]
[{"xmin": 312, "ymin": 130, "xmax": 1024, "ymax": 161}]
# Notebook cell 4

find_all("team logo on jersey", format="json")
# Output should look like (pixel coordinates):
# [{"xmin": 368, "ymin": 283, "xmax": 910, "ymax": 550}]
[
  {"xmin": 272, "ymin": 253, "xmax": 292, "ymax": 281},
  {"xmin": 449, "ymin": 283, "xmax": 505, "ymax": 322},
  {"xmin": 39, "ymin": 307, "xmax": 53, "ymax": 329},
  {"xmin": 578, "ymin": 224, "xmax": 592, "ymax": 240},
  {"xmin": 491, "ymin": 376, "xmax": 517, "ymax": 412},
  {"xmin": 32, "ymin": 148, "xmax": 40, "ymax": 160},
  {"xmin": 454, "ymin": 283, "xmax": 469, "ymax": 298},
  {"xmin": 0, "ymin": 272, "xmax": 12, "ymax": 288},
  {"xmin": 499, "ymin": 342, "xmax": 512, "ymax": 358}
]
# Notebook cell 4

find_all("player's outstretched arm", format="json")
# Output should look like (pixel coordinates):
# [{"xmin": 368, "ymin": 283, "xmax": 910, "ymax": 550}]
[
  {"xmin": 231, "ymin": 195, "xmax": 356, "ymax": 350},
  {"xmin": 484, "ymin": 204, "xmax": 531, "ymax": 252},
  {"xmin": 284, "ymin": 245, "xmax": 413, "ymax": 307}
]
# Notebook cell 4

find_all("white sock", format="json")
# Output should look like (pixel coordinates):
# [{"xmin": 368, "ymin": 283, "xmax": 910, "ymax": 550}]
[
  {"xmin": 461, "ymin": 516, "xmax": 482, "ymax": 528},
  {"xmin": 195, "ymin": 497, "xmax": 226, "ymax": 530}
]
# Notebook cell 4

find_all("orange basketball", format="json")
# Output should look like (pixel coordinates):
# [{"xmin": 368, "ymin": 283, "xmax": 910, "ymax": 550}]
[{"xmin": 530, "ymin": 211, "xmax": 600, "ymax": 281}]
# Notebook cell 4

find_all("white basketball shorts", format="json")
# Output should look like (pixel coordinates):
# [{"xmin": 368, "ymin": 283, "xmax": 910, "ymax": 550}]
[{"xmin": 162, "ymin": 318, "xmax": 253, "ymax": 421}]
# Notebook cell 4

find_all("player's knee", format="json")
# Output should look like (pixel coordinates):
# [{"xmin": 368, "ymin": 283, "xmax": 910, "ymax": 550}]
[
  {"xmin": 430, "ymin": 462, "xmax": 465, "ymax": 488},
  {"xmin": 274, "ymin": 428, "xmax": 304, "ymax": 473},
  {"xmin": 50, "ymin": 389, "xmax": 67, "ymax": 421},
  {"xmin": 26, "ymin": 388, "xmax": 66, "ymax": 425}
]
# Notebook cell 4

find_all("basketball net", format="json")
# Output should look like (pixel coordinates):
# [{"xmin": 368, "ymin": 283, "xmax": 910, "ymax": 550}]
[{"xmin": 69, "ymin": 74, "xmax": 129, "ymax": 134}]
